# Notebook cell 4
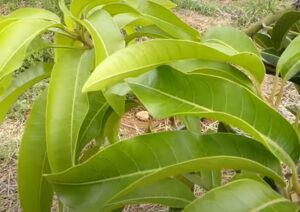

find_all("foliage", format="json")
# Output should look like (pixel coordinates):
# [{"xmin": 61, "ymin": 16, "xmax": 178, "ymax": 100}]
[{"xmin": 0, "ymin": 0, "xmax": 300, "ymax": 211}]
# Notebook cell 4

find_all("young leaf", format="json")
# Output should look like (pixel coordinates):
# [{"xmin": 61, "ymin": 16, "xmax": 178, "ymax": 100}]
[
  {"xmin": 82, "ymin": 9, "xmax": 125, "ymax": 65},
  {"xmin": 277, "ymin": 34, "xmax": 300, "ymax": 80},
  {"xmin": 272, "ymin": 11, "xmax": 300, "ymax": 50},
  {"xmin": 0, "ymin": 19, "xmax": 57, "ymax": 80},
  {"xmin": 47, "ymin": 48, "xmax": 94, "ymax": 172},
  {"xmin": 83, "ymin": 39, "xmax": 265, "ymax": 92},
  {"xmin": 18, "ymin": 90, "xmax": 53, "ymax": 212},
  {"xmin": 183, "ymin": 179, "xmax": 297, "ymax": 212},
  {"xmin": 46, "ymin": 132, "xmax": 282, "ymax": 211},
  {"xmin": 0, "ymin": 63, "xmax": 52, "ymax": 123},
  {"xmin": 127, "ymin": 67, "xmax": 300, "ymax": 164}
]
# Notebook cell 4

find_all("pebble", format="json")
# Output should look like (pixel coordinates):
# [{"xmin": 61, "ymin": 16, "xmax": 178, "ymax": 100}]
[{"xmin": 136, "ymin": 111, "xmax": 150, "ymax": 121}]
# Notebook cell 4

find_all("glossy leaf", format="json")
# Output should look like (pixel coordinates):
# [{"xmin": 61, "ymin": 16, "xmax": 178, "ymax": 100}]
[
  {"xmin": 169, "ymin": 59, "xmax": 255, "ymax": 92},
  {"xmin": 184, "ymin": 179, "xmax": 298, "ymax": 212},
  {"xmin": 47, "ymin": 47, "xmax": 94, "ymax": 172},
  {"xmin": 0, "ymin": 19, "xmax": 57, "ymax": 80},
  {"xmin": 83, "ymin": 39, "xmax": 265, "ymax": 92},
  {"xmin": 203, "ymin": 26, "xmax": 260, "ymax": 56},
  {"xmin": 3, "ymin": 8, "xmax": 60, "ymax": 22},
  {"xmin": 272, "ymin": 11, "xmax": 300, "ymax": 49},
  {"xmin": 105, "ymin": 178, "xmax": 194, "ymax": 210},
  {"xmin": 277, "ymin": 34, "xmax": 300, "ymax": 80},
  {"xmin": 83, "ymin": 9, "xmax": 125, "ymax": 65},
  {"xmin": 76, "ymin": 92, "xmax": 109, "ymax": 159},
  {"xmin": 18, "ymin": 90, "xmax": 53, "ymax": 212},
  {"xmin": 46, "ymin": 132, "xmax": 283, "ymax": 211},
  {"xmin": 127, "ymin": 67, "xmax": 300, "ymax": 164},
  {"xmin": 0, "ymin": 63, "xmax": 52, "ymax": 123},
  {"xmin": 254, "ymin": 32, "xmax": 273, "ymax": 48}
]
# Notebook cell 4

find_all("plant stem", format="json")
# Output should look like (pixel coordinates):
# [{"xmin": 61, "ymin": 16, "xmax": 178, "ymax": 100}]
[
  {"xmin": 270, "ymin": 75, "xmax": 279, "ymax": 105},
  {"xmin": 294, "ymin": 108, "xmax": 300, "ymax": 128},
  {"xmin": 275, "ymin": 80, "xmax": 286, "ymax": 107},
  {"xmin": 244, "ymin": 8, "xmax": 293, "ymax": 37},
  {"xmin": 291, "ymin": 164, "xmax": 300, "ymax": 198}
]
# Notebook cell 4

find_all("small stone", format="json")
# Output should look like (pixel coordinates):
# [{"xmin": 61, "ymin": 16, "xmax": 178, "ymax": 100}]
[{"xmin": 136, "ymin": 111, "xmax": 150, "ymax": 121}]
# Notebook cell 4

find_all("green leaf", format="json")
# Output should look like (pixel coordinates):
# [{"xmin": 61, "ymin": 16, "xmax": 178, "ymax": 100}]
[
  {"xmin": 200, "ymin": 170, "xmax": 221, "ymax": 190},
  {"xmin": 169, "ymin": 59, "xmax": 255, "ymax": 92},
  {"xmin": 83, "ymin": 9, "xmax": 125, "ymax": 65},
  {"xmin": 203, "ymin": 26, "xmax": 260, "ymax": 56},
  {"xmin": 46, "ymin": 132, "xmax": 282, "ymax": 211},
  {"xmin": 138, "ymin": 1, "xmax": 200, "ymax": 40},
  {"xmin": 0, "ymin": 19, "xmax": 57, "ymax": 80},
  {"xmin": 3, "ymin": 8, "xmax": 60, "ymax": 22},
  {"xmin": 47, "ymin": 46, "xmax": 94, "ymax": 172},
  {"xmin": 277, "ymin": 34, "xmax": 300, "ymax": 80},
  {"xmin": 83, "ymin": 39, "xmax": 265, "ymax": 92},
  {"xmin": 0, "ymin": 63, "xmax": 52, "ymax": 123},
  {"xmin": 183, "ymin": 179, "xmax": 298, "ymax": 212},
  {"xmin": 104, "ymin": 110, "xmax": 121, "ymax": 144},
  {"xmin": 105, "ymin": 178, "xmax": 194, "ymax": 210},
  {"xmin": 272, "ymin": 11, "xmax": 300, "ymax": 50},
  {"xmin": 18, "ymin": 90, "xmax": 53, "ymax": 212},
  {"xmin": 127, "ymin": 67, "xmax": 299, "ymax": 164},
  {"xmin": 76, "ymin": 92, "xmax": 109, "ymax": 159},
  {"xmin": 254, "ymin": 32, "xmax": 273, "ymax": 48}
]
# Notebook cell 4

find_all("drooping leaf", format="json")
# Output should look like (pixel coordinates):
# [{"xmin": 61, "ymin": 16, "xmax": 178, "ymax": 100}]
[
  {"xmin": 76, "ymin": 92, "xmax": 109, "ymax": 159},
  {"xmin": 3, "ymin": 8, "xmax": 60, "ymax": 22},
  {"xmin": 105, "ymin": 178, "xmax": 195, "ymax": 211},
  {"xmin": 127, "ymin": 67, "xmax": 300, "ymax": 164},
  {"xmin": 46, "ymin": 132, "xmax": 282, "ymax": 211},
  {"xmin": 82, "ymin": 9, "xmax": 125, "ymax": 65},
  {"xmin": 200, "ymin": 170, "xmax": 221, "ymax": 190},
  {"xmin": 277, "ymin": 34, "xmax": 300, "ymax": 80},
  {"xmin": 47, "ymin": 43, "xmax": 94, "ymax": 172},
  {"xmin": 0, "ymin": 63, "xmax": 52, "ymax": 123},
  {"xmin": 18, "ymin": 90, "xmax": 53, "ymax": 212},
  {"xmin": 253, "ymin": 32, "xmax": 273, "ymax": 48},
  {"xmin": 203, "ymin": 26, "xmax": 260, "ymax": 56},
  {"xmin": 83, "ymin": 39, "xmax": 265, "ymax": 92},
  {"xmin": 169, "ymin": 59, "xmax": 255, "ymax": 92},
  {"xmin": 0, "ymin": 19, "xmax": 57, "ymax": 80},
  {"xmin": 184, "ymin": 179, "xmax": 297, "ymax": 212},
  {"xmin": 272, "ymin": 10, "xmax": 300, "ymax": 49}
]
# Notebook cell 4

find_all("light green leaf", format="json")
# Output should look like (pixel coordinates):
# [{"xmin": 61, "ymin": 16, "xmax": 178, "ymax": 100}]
[
  {"xmin": 127, "ymin": 67, "xmax": 299, "ymax": 164},
  {"xmin": 0, "ymin": 63, "xmax": 52, "ymax": 123},
  {"xmin": 83, "ymin": 39, "xmax": 265, "ymax": 92},
  {"xmin": 105, "ymin": 178, "xmax": 194, "ymax": 211},
  {"xmin": 0, "ymin": 19, "xmax": 57, "ymax": 80},
  {"xmin": 200, "ymin": 170, "xmax": 221, "ymax": 190},
  {"xmin": 47, "ymin": 47, "xmax": 94, "ymax": 172},
  {"xmin": 18, "ymin": 90, "xmax": 53, "ymax": 212},
  {"xmin": 83, "ymin": 9, "xmax": 125, "ymax": 65},
  {"xmin": 184, "ymin": 179, "xmax": 297, "ymax": 212},
  {"xmin": 204, "ymin": 26, "xmax": 260, "ymax": 56},
  {"xmin": 277, "ymin": 34, "xmax": 300, "ymax": 80},
  {"xmin": 3, "ymin": 8, "xmax": 60, "ymax": 22},
  {"xmin": 46, "ymin": 132, "xmax": 282, "ymax": 211},
  {"xmin": 169, "ymin": 59, "xmax": 255, "ymax": 92}
]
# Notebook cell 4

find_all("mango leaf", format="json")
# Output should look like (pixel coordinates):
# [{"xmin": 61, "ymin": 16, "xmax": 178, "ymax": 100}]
[
  {"xmin": 277, "ymin": 34, "xmax": 300, "ymax": 80},
  {"xmin": 127, "ymin": 67, "xmax": 300, "ymax": 164},
  {"xmin": 105, "ymin": 178, "xmax": 194, "ymax": 210},
  {"xmin": 46, "ymin": 132, "xmax": 283, "ymax": 211},
  {"xmin": 3, "ymin": 8, "xmax": 60, "ymax": 22},
  {"xmin": 18, "ymin": 90, "xmax": 53, "ymax": 212},
  {"xmin": 138, "ymin": 1, "xmax": 200, "ymax": 40},
  {"xmin": 0, "ymin": 19, "xmax": 57, "ymax": 80},
  {"xmin": 70, "ymin": 0, "xmax": 120, "ymax": 17},
  {"xmin": 47, "ymin": 48, "xmax": 94, "ymax": 172},
  {"xmin": 169, "ymin": 59, "xmax": 255, "ymax": 92},
  {"xmin": 200, "ymin": 170, "xmax": 221, "ymax": 190},
  {"xmin": 203, "ymin": 26, "xmax": 260, "ymax": 56},
  {"xmin": 184, "ymin": 179, "xmax": 298, "ymax": 212},
  {"xmin": 254, "ymin": 32, "xmax": 273, "ymax": 48},
  {"xmin": 0, "ymin": 63, "xmax": 52, "ymax": 123},
  {"xmin": 83, "ymin": 9, "xmax": 125, "ymax": 65},
  {"xmin": 76, "ymin": 92, "xmax": 110, "ymax": 159},
  {"xmin": 0, "ymin": 74, "xmax": 12, "ymax": 95},
  {"xmin": 272, "ymin": 11, "xmax": 300, "ymax": 50},
  {"xmin": 83, "ymin": 39, "xmax": 265, "ymax": 92}
]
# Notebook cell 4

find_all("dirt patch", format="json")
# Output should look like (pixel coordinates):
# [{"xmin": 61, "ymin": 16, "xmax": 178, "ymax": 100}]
[{"xmin": 176, "ymin": 9, "xmax": 232, "ymax": 32}]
